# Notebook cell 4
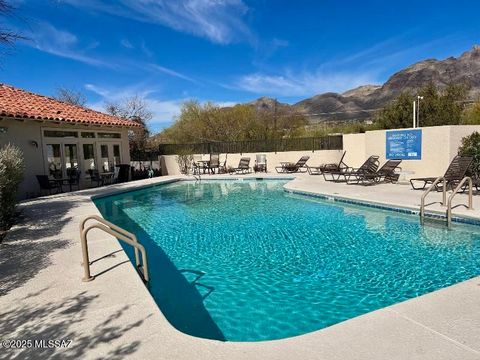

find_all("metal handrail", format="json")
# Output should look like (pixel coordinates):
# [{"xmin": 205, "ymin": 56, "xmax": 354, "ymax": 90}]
[
  {"xmin": 81, "ymin": 215, "xmax": 141, "ymax": 266},
  {"xmin": 420, "ymin": 176, "xmax": 447, "ymax": 218},
  {"xmin": 79, "ymin": 215, "xmax": 149, "ymax": 283},
  {"xmin": 447, "ymin": 177, "xmax": 473, "ymax": 226}
]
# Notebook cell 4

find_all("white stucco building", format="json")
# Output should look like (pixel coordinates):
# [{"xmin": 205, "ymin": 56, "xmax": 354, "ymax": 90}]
[{"xmin": 0, "ymin": 84, "xmax": 141, "ymax": 199}]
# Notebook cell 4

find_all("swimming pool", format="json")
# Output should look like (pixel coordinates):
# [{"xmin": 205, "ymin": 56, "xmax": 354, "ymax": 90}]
[{"xmin": 94, "ymin": 179, "xmax": 480, "ymax": 342}]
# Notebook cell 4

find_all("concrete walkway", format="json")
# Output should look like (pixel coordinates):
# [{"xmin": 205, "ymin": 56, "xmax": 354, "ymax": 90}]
[{"xmin": 0, "ymin": 174, "xmax": 479, "ymax": 360}]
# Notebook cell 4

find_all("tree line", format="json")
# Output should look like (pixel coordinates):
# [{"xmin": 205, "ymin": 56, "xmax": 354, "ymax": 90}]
[
  {"xmin": 52, "ymin": 82, "xmax": 480, "ymax": 154},
  {"xmin": 156, "ymin": 83, "xmax": 480, "ymax": 145}
]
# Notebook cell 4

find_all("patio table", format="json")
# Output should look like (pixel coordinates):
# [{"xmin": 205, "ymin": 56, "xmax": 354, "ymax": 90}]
[{"xmin": 396, "ymin": 170, "xmax": 415, "ymax": 185}]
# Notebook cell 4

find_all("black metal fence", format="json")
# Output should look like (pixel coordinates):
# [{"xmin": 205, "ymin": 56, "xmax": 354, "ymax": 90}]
[
  {"xmin": 130, "ymin": 150, "xmax": 160, "ymax": 161},
  {"xmin": 158, "ymin": 135, "xmax": 343, "ymax": 155}
]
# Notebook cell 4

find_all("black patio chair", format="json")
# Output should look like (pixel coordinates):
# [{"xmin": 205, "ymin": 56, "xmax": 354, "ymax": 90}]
[
  {"xmin": 88, "ymin": 169, "xmax": 104, "ymax": 187},
  {"xmin": 209, "ymin": 153, "xmax": 220, "ymax": 174},
  {"xmin": 36, "ymin": 175, "xmax": 61, "ymax": 195},
  {"xmin": 65, "ymin": 168, "xmax": 81, "ymax": 191}
]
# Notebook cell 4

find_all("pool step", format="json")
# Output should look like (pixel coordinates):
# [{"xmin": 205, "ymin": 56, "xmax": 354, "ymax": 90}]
[{"xmin": 420, "ymin": 215, "xmax": 450, "ymax": 229}]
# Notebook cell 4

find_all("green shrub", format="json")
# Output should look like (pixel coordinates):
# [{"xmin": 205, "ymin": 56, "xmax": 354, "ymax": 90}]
[
  {"xmin": 458, "ymin": 131, "xmax": 480, "ymax": 176},
  {"xmin": 0, "ymin": 143, "xmax": 24, "ymax": 234}
]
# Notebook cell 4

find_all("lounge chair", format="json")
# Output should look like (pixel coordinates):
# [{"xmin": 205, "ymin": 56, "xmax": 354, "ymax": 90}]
[
  {"xmin": 410, "ymin": 155, "xmax": 473, "ymax": 190},
  {"xmin": 275, "ymin": 156, "xmax": 310, "ymax": 173},
  {"xmin": 255, "ymin": 154, "xmax": 267, "ymax": 173},
  {"xmin": 307, "ymin": 151, "xmax": 347, "ymax": 175},
  {"xmin": 232, "ymin": 157, "xmax": 251, "ymax": 174},
  {"xmin": 346, "ymin": 159, "xmax": 402, "ymax": 185},
  {"xmin": 323, "ymin": 155, "xmax": 380, "ymax": 182}
]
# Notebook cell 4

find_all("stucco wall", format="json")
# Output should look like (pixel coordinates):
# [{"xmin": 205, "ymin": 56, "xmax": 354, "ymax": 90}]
[
  {"xmin": 342, "ymin": 133, "xmax": 366, "ymax": 168},
  {"xmin": 0, "ymin": 118, "xmax": 44, "ymax": 199},
  {"xmin": 343, "ymin": 125, "xmax": 480, "ymax": 178},
  {"xmin": 0, "ymin": 118, "xmax": 131, "ymax": 199},
  {"xmin": 162, "ymin": 125, "xmax": 480, "ymax": 177},
  {"xmin": 161, "ymin": 150, "xmax": 343, "ymax": 175}
]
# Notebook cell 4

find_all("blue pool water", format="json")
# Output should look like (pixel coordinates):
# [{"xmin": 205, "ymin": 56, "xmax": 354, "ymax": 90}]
[{"xmin": 94, "ymin": 180, "xmax": 480, "ymax": 342}]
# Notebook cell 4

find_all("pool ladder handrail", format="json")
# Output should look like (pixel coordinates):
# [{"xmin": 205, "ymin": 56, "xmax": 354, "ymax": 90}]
[
  {"xmin": 420, "ymin": 176, "xmax": 446, "ymax": 219},
  {"xmin": 447, "ymin": 176, "xmax": 473, "ymax": 226},
  {"xmin": 79, "ymin": 215, "xmax": 149, "ymax": 283}
]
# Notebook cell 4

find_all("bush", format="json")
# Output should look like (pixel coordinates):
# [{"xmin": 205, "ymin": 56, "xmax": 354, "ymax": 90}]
[
  {"xmin": 458, "ymin": 131, "xmax": 480, "ymax": 176},
  {"xmin": 176, "ymin": 150, "xmax": 194, "ymax": 175},
  {"xmin": 0, "ymin": 144, "xmax": 24, "ymax": 235},
  {"xmin": 461, "ymin": 101, "xmax": 480, "ymax": 125}
]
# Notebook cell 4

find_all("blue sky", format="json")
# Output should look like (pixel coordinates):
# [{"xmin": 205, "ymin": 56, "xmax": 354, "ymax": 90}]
[{"xmin": 2, "ymin": 0, "xmax": 480, "ymax": 133}]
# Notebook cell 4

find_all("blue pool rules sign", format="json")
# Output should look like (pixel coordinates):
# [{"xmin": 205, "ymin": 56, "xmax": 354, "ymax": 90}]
[{"xmin": 386, "ymin": 129, "xmax": 422, "ymax": 160}]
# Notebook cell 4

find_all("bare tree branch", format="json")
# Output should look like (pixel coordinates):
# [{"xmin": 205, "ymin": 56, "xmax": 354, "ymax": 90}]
[
  {"xmin": 54, "ymin": 87, "xmax": 87, "ymax": 106},
  {"xmin": 0, "ymin": 0, "xmax": 27, "ymax": 51},
  {"xmin": 104, "ymin": 95, "xmax": 153, "ymax": 152}
]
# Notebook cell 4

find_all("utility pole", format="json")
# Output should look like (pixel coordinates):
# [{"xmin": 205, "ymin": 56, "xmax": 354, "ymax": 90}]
[
  {"xmin": 412, "ymin": 100, "xmax": 416, "ymax": 128},
  {"xmin": 412, "ymin": 96, "xmax": 424, "ymax": 128},
  {"xmin": 274, "ymin": 98, "xmax": 278, "ymax": 154},
  {"xmin": 273, "ymin": 98, "xmax": 278, "ymax": 136},
  {"xmin": 417, "ymin": 96, "xmax": 424, "ymax": 128}
]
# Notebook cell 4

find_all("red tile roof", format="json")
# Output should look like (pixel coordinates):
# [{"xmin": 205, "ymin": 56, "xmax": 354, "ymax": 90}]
[{"xmin": 0, "ymin": 84, "xmax": 141, "ymax": 127}]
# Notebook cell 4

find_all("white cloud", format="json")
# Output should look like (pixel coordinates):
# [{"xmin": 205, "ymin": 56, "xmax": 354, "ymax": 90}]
[
  {"xmin": 140, "ymin": 40, "xmax": 153, "ymax": 58},
  {"xmin": 146, "ymin": 63, "xmax": 196, "ymax": 83},
  {"xmin": 85, "ymin": 83, "xmax": 238, "ymax": 130},
  {"xmin": 85, "ymin": 83, "xmax": 185, "ymax": 128},
  {"xmin": 62, "ymin": 0, "xmax": 253, "ymax": 44},
  {"xmin": 217, "ymin": 101, "xmax": 237, "ymax": 108},
  {"xmin": 236, "ymin": 70, "xmax": 378, "ymax": 97},
  {"xmin": 120, "ymin": 38, "xmax": 134, "ymax": 49},
  {"xmin": 85, "ymin": 83, "xmax": 155, "ymax": 102},
  {"xmin": 24, "ymin": 22, "xmax": 194, "ymax": 82},
  {"xmin": 26, "ymin": 21, "xmax": 114, "ymax": 68}
]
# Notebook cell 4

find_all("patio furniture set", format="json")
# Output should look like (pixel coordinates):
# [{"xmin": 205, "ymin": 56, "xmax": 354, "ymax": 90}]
[
  {"xmin": 304, "ymin": 151, "xmax": 476, "ymax": 191},
  {"xmin": 191, "ymin": 154, "xmax": 268, "ymax": 175},
  {"xmin": 36, "ymin": 165, "xmax": 131, "ymax": 195}
]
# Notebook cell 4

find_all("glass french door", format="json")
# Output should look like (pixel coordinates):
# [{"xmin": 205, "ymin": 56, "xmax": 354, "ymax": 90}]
[
  {"xmin": 82, "ymin": 143, "xmax": 96, "ymax": 179},
  {"xmin": 45, "ymin": 143, "xmax": 79, "ymax": 178},
  {"xmin": 64, "ymin": 144, "xmax": 79, "ymax": 177},
  {"xmin": 97, "ymin": 143, "xmax": 121, "ymax": 172},
  {"xmin": 45, "ymin": 141, "xmax": 121, "ymax": 178},
  {"xmin": 46, "ymin": 144, "xmax": 62, "ymax": 178}
]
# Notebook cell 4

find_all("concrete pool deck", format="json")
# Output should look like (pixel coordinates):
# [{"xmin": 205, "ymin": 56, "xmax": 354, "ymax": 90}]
[{"xmin": 0, "ymin": 174, "xmax": 479, "ymax": 359}]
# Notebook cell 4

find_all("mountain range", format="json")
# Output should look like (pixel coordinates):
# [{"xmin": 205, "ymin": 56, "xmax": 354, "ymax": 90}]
[{"xmin": 250, "ymin": 45, "xmax": 480, "ymax": 123}]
